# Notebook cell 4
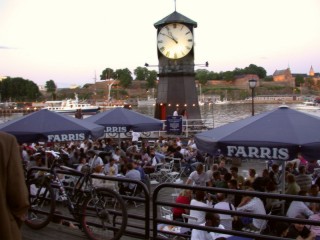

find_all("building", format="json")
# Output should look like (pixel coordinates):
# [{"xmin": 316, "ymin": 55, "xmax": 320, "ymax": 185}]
[{"xmin": 272, "ymin": 68, "xmax": 295, "ymax": 87}]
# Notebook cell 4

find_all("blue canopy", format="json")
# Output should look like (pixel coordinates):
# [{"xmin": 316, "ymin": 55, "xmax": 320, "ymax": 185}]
[
  {"xmin": 0, "ymin": 109, "xmax": 104, "ymax": 143},
  {"xmin": 195, "ymin": 106, "xmax": 320, "ymax": 161},
  {"xmin": 84, "ymin": 107, "xmax": 163, "ymax": 133}
]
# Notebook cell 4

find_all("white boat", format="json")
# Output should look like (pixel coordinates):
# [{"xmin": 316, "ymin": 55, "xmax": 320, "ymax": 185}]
[
  {"xmin": 198, "ymin": 100, "xmax": 205, "ymax": 106},
  {"xmin": 296, "ymin": 101, "xmax": 320, "ymax": 111},
  {"xmin": 214, "ymin": 99, "xmax": 230, "ymax": 105},
  {"xmin": 44, "ymin": 93, "xmax": 100, "ymax": 114},
  {"xmin": 137, "ymin": 96, "xmax": 156, "ymax": 106}
]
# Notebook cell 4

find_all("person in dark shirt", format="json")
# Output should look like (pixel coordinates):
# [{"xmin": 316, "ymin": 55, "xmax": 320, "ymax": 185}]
[{"xmin": 286, "ymin": 214, "xmax": 316, "ymax": 240}]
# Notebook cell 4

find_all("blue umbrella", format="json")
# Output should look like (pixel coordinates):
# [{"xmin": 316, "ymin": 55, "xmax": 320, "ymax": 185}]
[
  {"xmin": 195, "ymin": 105, "xmax": 320, "ymax": 161},
  {"xmin": 84, "ymin": 107, "xmax": 163, "ymax": 133},
  {"xmin": 0, "ymin": 109, "xmax": 104, "ymax": 143}
]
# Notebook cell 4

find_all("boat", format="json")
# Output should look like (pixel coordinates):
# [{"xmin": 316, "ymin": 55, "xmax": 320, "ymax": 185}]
[
  {"xmin": 295, "ymin": 101, "xmax": 320, "ymax": 111},
  {"xmin": 137, "ymin": 96, "xmax": 156, "ymax": 106},
  {"xmin": 44, "ymin": 93, "xmax": 100, "ymax": 114},
  {"xmin": 214, "ymin": 99, "xmax": 230, "ymax": 105}
]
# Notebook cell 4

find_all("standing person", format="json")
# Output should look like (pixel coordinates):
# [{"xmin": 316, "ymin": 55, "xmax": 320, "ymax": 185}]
[
  {"xmin": 173, "ymin": 107, "xmax": 179, "ymax": 116},
  {"xmin": 131, "ymin": 131, "xmax": 141, "ymax": 146},
  {"xmin": 0, "ymin": 132, "xmax": 29, "ymax": 240}
]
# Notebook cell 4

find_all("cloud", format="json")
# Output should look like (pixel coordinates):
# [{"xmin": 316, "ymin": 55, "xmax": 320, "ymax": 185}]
[{"xmin": 0, "ymin": 45, "xmax": 16, "ymax": 50}]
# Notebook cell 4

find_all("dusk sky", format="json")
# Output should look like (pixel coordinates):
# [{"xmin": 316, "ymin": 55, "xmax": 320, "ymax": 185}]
[{"xmin": 1, "ymin": 0, "xmax": 320, "ymax": 88}]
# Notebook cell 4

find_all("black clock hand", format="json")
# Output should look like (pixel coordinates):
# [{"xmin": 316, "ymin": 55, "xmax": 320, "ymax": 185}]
[
  {"xmin": 167, "ymin": 31, "xmax": 178, "ymax": 43},
  {"xmin": 160, "ymin": 33, "xmax": 178, "ymax": 44}
]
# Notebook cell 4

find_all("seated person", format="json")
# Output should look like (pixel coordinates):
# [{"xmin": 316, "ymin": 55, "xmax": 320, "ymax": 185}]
[
  {"xmin": 213, "ymin": 193, "xmax": 235, "ymax": 230},
  {"xmin": 287, "ymin": 214, "xmax": 316, "ymax": 240},
  {"xmin": 236, "ymin": 188, "xmax": 267, "ymax": 232},
  {"xmin": 186, "ymin": 163, "xmax": 212, "ymax": 187},
  {"xmin": 189, "ymin": 191, "xmax": 212, "ymax": 225},
  {"xmin": 191, "ymin": 212, "xmax": 230, "ymax": 240},
  {"xmin": 104, "ymin": 158, "xmax": 118, "ymax": 176},
  {"xmin": 286, "ymin": 190, "xmax": 314, "ymax": 218},
  {"xmin": 172, "ymin": 189, "xmax": 192, "ymax": 221},
  {"xmin": 119, "ymin": 162, "xmax": 141, "ymax": 195}
]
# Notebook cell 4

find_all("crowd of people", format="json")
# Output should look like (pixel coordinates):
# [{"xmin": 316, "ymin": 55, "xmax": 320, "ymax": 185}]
[
  {"xmin": 169, "ymin": 152, "xmax": 320, "ymax": 240},
  {"xmin": 19, "ymin": 135, "xmax": 320, "ymax": 240}
]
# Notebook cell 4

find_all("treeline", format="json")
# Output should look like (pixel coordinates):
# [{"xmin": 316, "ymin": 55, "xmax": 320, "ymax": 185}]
[
  {"xmin": 0, "ymin": 77, "xmax": 42, "ymax": 102},
  {"xmin": 1, "ymin": 64, "xmax": 267, "ymax": 102}
]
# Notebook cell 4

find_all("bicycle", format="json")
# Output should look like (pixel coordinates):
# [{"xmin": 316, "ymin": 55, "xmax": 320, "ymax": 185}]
[{"xmin": 25, "ymin": 157, "xmax": 127, "ymax": 240}]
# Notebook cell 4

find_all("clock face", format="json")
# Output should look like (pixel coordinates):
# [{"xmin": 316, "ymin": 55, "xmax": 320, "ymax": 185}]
[{"xmin": 157, "ymin": 23, "xmax": 194, "ymax": 59}]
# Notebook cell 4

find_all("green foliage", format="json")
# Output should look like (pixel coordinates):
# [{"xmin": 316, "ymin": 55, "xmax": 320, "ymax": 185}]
[
  {"xmin": 115, "ymin": 68, "xmax": 133, "ymax": 88},
  {"xmin": 263, "ymin": 76, "xmax": 273, "ymax": 82},
  {"xmin": 195, "ymin": 64, "xmax": 267, "ymax": 82},
  {"xmin": 45, "ymin": 80, "xmax": 57, "ymax": 100},
  {"xmin": 146, "ymin": 70, "xmax": 157, "ymax": 89},
  {"xmin": 100, "ymin": 68, "xmax": 115, "ymax": 80},
  {"xmin": 0, "ymin": 77, "xmax": 42, "ymax": 101},
  {"xmin": 295, "ymin": 75, "xmax": 304, "ymax": 87},
  {"xmin": 134, "ymin": 67, "xmax": 149, "ymax": 80}
]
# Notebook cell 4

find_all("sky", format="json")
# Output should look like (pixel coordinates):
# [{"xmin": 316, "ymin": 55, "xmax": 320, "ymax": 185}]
[{"xmin": 1, "ymin": 0, "xmax": 320, "ymax": 88}]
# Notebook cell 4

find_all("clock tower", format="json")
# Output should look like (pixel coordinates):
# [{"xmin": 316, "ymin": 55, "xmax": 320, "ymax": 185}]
[{"xmin": 153, "ymin": 11, "xmax": 201, "ymax": 120}]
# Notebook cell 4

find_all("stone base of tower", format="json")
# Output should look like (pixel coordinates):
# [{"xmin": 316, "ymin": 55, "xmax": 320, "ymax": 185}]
[{"xmin": 154, "ymin": 75, "xmax": 201, "ymax": 120}]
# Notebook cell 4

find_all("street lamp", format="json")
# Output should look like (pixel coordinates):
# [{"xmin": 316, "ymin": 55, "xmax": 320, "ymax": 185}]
[{"xmin": 248, "ymin": 79, "xmax": 257, "ymax": 116}]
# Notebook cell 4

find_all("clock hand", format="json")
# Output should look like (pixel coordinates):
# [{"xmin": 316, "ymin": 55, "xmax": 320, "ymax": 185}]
[{"xmin": 160, "ymin": 33, "xmax": 178, "ymax": 44}]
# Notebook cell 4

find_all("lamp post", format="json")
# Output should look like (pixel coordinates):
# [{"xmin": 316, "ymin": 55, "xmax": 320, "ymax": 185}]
[{"xmin": 248, "ymin": 79, "xmax": 257, "ymax": 116}]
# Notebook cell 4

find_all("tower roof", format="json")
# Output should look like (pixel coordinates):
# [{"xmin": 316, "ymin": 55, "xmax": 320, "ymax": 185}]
[{"xmin": 154, "ymin": 11, "xmax": 197, "ymax": 28}]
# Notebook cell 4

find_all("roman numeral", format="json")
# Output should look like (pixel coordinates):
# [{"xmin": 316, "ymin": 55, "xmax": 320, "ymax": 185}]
[
  {"xmin": 166, "ymin": 51, "xmax": 170, "ymax": 57},
  {"xmin": 173, "ymin": 23, "xmax": 177, "ymax": 28},
  {"xmin": 174, "ymin": 53, "xmax": 178, "ymax": 59},
  {"xmin": 188, "ymin": 39, "xmax": 193, "ymax": 42},
  {"xmin": 185, "ymin": 31, "xmax": 191, "ymax": 35},
  {"xmin": 160, "ymin": 47, "xmax": 165, "ymax": 52}
]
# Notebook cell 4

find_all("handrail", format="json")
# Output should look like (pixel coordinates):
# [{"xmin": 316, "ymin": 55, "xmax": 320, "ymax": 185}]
[{"xmin": 152, "ymin": 183, "xmax": 320, "ymax": 240}]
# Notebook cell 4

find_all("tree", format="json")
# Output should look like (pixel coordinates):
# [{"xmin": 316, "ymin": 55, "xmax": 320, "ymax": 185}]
[
  {"xmin": 45, "ymin": 80, "xmax": 57, "ymax": 100},
  {"xmin": 195, "ymin": 69, "xmax": 208, "ymax": 85},
  {"xmin": 243, "ymin": 64, "xmax": 267, "ymax": 79},
  {"xmin": 134, "ymin": 67, "xmax": 149, "ymax": 80},
  {"xmin": 0, "ymin": 77, "xmax": 41, "ymax": 101},
  {"xmin": 115, "ymin": 68, "xmax": 133, "ymax": 88},
  {"xmin": 146, "ymin": 70, "xmax": 157, "ymax": 89},
  {"xmin": 100, "ymin": 68, "xmax": 115, "ymax": 80},
  {"xmin": 295, "ymin": 75, "xmax": 304, "ymax": 87}
]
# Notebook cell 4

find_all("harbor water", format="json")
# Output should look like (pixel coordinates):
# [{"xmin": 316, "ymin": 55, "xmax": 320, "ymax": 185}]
[{"xmin": 1, "ymin": 103, "xmax": 319, "ymax": 126}]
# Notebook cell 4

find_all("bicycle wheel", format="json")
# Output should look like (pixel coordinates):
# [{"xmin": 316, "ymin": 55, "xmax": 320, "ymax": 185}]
[
  {"xmin": 24, "ymin": 177, "xmax": 56, "ymax": 229},
  {"xmin": 81, "ymin": 187, "xmax": 127, "ymax": 240}
]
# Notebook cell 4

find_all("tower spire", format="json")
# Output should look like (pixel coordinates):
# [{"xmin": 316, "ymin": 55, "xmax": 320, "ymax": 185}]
[{"xmin": 174, "ymin": 0, "xmax": 176, "ymax": 11}]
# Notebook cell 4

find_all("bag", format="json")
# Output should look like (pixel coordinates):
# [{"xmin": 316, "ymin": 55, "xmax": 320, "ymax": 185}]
[{"xmin": 232, "ymin": 217, "xmax": 244, "ymax": 230}]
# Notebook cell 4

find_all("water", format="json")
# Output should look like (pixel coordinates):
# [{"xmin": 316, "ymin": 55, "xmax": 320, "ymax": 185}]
[
  {"xmin": 1, "ymin": 103, "xmax": 320, "ymax": 126},
  {"xmin": 132, "ymin": 103, "xmax": 320, "ymax": 128}
]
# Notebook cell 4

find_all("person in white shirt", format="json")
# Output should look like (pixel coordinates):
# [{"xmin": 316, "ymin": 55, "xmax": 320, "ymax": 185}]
[
  {"xmin": 191, "ymin": 212, "xmax": 230, "ymax": 240},
  {"xmin": 214, "ymin": 193, "xmax": 235, "ymax": 230},
  {"xmin": 189, "ymin": 191, "xmax": 211, "ymax": 225},
  {"xmin": 186, "ymin": 163, "xmax": 212, "ymax": 187},
  {"xmin": 236, "ymin": 189, "xmax": 267, "ymax": 231},
  {"xmin": 286, "ymin": 191, "xmax": 314, "ymax": 218},
  {"xmin": 87, "ymin": 150, "xmax": 103, "ymax": 170},
  {"xmin": 131, "ymin": 131, "xmax": 141, "ymax": 145},
  {"xmin": 173, "ymin": 107, "xmax": 179, "ymax": 116},
  {"xmin": 104, "ymin": 158, "xmax": 119, "ymax": 176}
]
